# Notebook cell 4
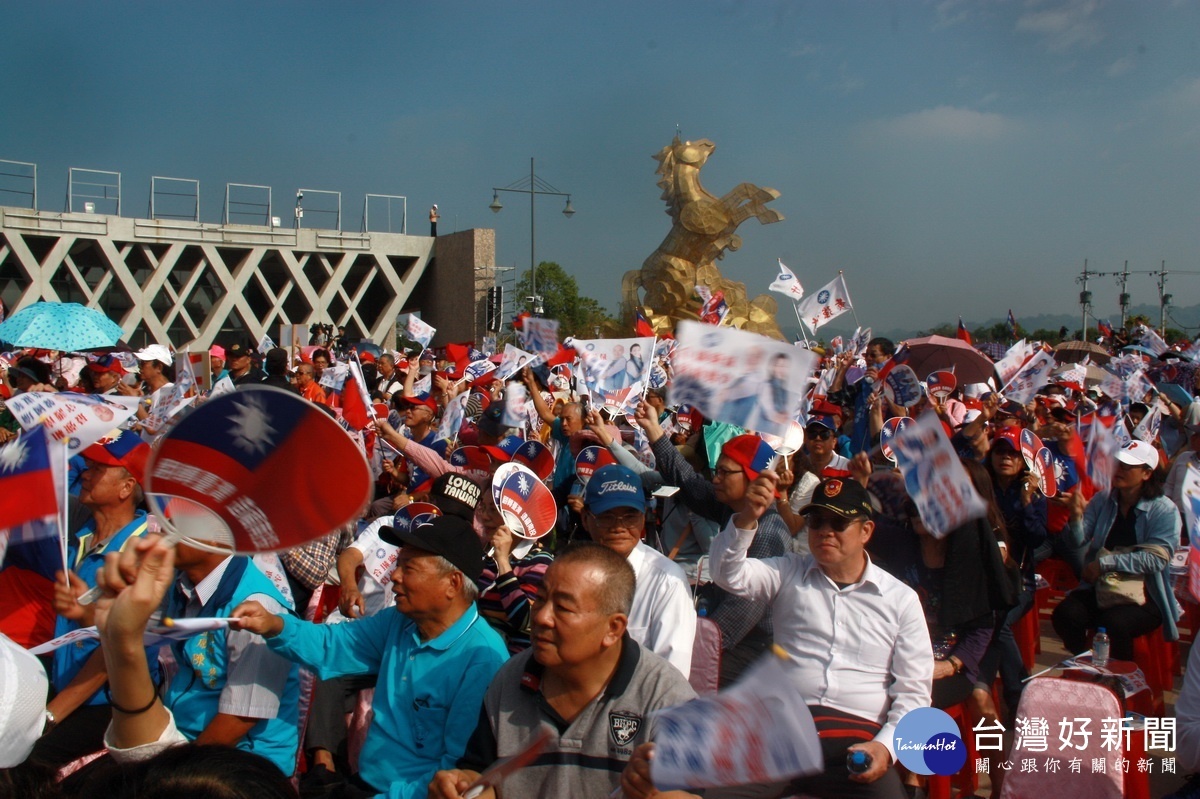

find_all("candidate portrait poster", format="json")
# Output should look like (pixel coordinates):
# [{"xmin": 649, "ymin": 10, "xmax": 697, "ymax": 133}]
[{"xmin": 669, "ymin": 321, "xmax": 818, "ymax": 438}]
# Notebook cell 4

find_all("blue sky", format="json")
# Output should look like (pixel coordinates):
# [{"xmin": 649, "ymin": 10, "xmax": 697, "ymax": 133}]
[{"xmin": 3, "ymin": 1, "xmax": 1199, "ymax": 335}]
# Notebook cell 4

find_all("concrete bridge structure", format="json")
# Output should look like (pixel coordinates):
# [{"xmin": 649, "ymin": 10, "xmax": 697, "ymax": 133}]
[{"xmin": 0, "ymin": 159, "xmax": 496, "ymax": 350}]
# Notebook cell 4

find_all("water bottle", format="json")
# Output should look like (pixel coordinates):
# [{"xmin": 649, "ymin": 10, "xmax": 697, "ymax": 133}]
[
  {"xmin": 1093, "ymin": 627, "xmax": 1110, "ymax": 668},
  {"xmin": 696, "ymin": 597, "xmax": 709, "ymax": 618},
  {"xmin": 847, "ymin": 750, "xmax": 872, "ymax": 775}
]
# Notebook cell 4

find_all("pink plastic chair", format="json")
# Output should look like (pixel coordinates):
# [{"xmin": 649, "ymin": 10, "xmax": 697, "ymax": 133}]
[{"xmin": 998, "ymin": 677, "xmax": 1139, "ymax": 799}]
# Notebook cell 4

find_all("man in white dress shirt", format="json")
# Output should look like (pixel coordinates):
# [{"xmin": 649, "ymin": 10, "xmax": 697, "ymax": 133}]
[
  {"xmin": 583, "ymin": 464, "xmax": 696, "ymax": 679},
  {"xmin": 709, "ymin": 474, "xmax": 932, "ymax": 799}
]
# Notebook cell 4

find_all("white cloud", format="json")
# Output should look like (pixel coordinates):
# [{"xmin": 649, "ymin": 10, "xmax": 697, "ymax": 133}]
[
  {"xmin": 862, "ymin": 106, "xmax": 1020, "ymax": 143},
  {"xmin": 834, "ymin": 62, "xmax": 865, "ymax": 94},
  {"xmin": 788, "ymin": 42, "xmax": 822, "ymax": 58},
  {"xmin": 1015, "ymin": 0, "xmax": 1104, "ymax": 52},
  {"xmin": 933, "ymin": 0, "xmax": 972, "ymax": 30},
  {"xmin": 1107, "ymin": 55, "xmax": 1136, "ymax": 77}
]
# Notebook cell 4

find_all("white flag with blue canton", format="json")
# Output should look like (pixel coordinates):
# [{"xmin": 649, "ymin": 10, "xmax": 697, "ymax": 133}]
[{"xmin": 769, "ymin": 259, "xmax": 805, "ymax": 301}]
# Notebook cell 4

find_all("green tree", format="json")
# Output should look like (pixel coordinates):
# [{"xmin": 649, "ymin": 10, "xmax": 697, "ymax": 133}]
[{"xmin": 513, "ymin": 261, "xmax": 617, "ymax": 338}]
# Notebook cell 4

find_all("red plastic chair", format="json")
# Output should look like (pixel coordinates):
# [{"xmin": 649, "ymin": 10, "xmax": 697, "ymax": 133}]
[
  {"xmin": 926, "ymin": 700, "xmax": 979, "ymax": 799},
  {"xmin": 1131, "ymin": 628, "xmax": 1176, "ymax": 714},
  {"xmin": 1011, "ymin": 605, "xmax": 1040, "ymax": 672}
]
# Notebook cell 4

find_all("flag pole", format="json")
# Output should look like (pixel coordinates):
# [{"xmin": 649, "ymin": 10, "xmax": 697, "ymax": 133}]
[
  {"xmin": 840, "ymin": 270, "xmax": 862, "ymax": 328},
  {"xmin": 59, "ymin": 439, "xmax": 70, "ymax": 579},
  {"xmin": 791, "ymin": 302, "xmax": 812, "ymax": 347}
]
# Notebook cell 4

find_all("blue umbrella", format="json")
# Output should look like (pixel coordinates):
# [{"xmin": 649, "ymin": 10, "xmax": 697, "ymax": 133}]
[
  {"xmin": 0, "ymin": 301, "xmax": 125, "ymax": 352},
  {"xmin": 354, "ymin": 340, "xmax": 383, "ymax": 358}
]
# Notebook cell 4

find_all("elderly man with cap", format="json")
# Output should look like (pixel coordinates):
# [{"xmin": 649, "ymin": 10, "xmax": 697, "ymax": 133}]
[
  {"xmin": 582, "ymin": 463, "xmax": 696, "ymax": 678},
  {"xmin": 709, "ymin": 475, "xmax": 932, "ymax": 799},
  {"xmin": 300, "ymin": 472, "xmax": 483, "ymax": 786},
  {"xmin": 31, "ymin": 431, "xmax": 152, "ymax": 766},
  {"xmin": 636, "ymin": 403, "xmax": 790, "ymax": 685},
  {"xmin": 85, "ymin": 353, "xmax": 131, "ymax": 396},
  {"xmin": 1052, "ymin": 439, "xmax": 1182, "ymax": 662},
  {"xmin": 234, "ymin": 515, "xmax": 508, "ymax": 799},
  {"xmin": 429, "ymin": 542, "xmax": 697, "ymax": 799},
  {"xmin": 225, "ymin": 342, "xmax": 265, "ymax": 386},
  {"xmin": 129, "ymin": 344, "xmax": 177, "ymax": 443}
]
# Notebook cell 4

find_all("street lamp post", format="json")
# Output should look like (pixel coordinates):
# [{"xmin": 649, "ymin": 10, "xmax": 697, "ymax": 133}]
[{"xmin": 490, "ymin": 157, "xmax": 574, "ymax": 315}]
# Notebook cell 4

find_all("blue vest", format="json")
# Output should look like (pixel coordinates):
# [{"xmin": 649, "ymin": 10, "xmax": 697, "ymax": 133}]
[
  {"xmin": 53, "ymin": 511, "xmax": 150, "ymax": 704},
  {"xmin": 164, "ymin": 556, "xmax": 300, "ymax": 775}
]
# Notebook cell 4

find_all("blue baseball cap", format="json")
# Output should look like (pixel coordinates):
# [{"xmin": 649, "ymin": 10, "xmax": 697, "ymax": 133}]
[{"xmin": 584, "ymin": 464, "xmax": 646, "ymax": 515}]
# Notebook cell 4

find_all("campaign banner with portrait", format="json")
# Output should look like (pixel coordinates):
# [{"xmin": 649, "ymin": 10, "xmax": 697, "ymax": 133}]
[
  {"xmin": 669, "ymin": 321, "xmax": 818, "ymax": 438},
  {"xmin": 891, "ymin": 411, "xmax": 987, "ymax": 539},
  {"xmin": 570, "ymin": 336, "xmax": 655, "ymax": 406},
  {"xmin": 496, "ymin": 344, "xmax": 537, "ymax": 382}
]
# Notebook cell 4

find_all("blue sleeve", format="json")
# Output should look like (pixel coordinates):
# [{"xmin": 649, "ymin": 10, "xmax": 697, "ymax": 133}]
[
  {"xmin": 1020, "ymin": 495, "xmax": 1048, "ymax": 549},
  {"xmin": 1100, "ymin": 498, "xmax": 1182, "ymax": 574},
  {"xmin": 266, "ymin": 609, "xmax": 395, "ymax": 679}
]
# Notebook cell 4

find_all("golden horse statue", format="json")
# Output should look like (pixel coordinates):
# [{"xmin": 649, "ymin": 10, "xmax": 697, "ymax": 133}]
[{"xmin": 621, "ymin": 136, "xmax": 786, "ymax": 340}]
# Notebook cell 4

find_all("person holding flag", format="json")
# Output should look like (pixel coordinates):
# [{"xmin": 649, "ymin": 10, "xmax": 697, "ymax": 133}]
[
  {"xmin": 828, "ymin": 337, "xmax": 899, "ymax": 455},
  {"xmin": 1052, "ymin": 440, "xmax": 1182, "ymax": 662},
  {"xmin": 28, "ymin": 431, "xmax": 152, "ymax": 767}
]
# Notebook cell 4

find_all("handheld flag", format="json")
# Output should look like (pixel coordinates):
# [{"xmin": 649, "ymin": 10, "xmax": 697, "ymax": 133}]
[
  {"xmin": 769, "ymin": 259, "xmax": 805, "ymax": 301},
  {"xmin": 340, "ymin": 355, "xmax": 375, "ymax": 430},
  {"xmin": 795, "ymin": 274, "xmax": 853, "ymax": 333},
  {"xmin": 1097, "ymin": 319, "xmax": 1114, "ymax": 339},
  {"xmin": 634, "ymin": 309, "xmax": 656, "ymax": 338},
  {"xmin": 695, "ymin": 286, "xmax": 730, "ymax": 326},
  {"xmin": 0, "ymin": 427, "xmax": 59, "ymax": 534},
  {"xmin": 1007, "ymin": 310, "xmax": 1019, "ymax": 339}
]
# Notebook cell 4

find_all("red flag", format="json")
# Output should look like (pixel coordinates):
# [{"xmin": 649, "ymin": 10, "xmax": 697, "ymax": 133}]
[
  {"xmin": 956, "ymin": 318, "xmax": 973, "ymax": 345},
  {"xmin": 635, "ymin": 309, "xmax": 656, "ymax": 338},
  {"xmin": 544, "ymin": 342, "xmax": 576, "ymax": 368},
  {"xmin": 0, "ymin": 427, "xmax": 58, "ymax": 533},
  {"xmin": 341, "ymin": 356, "xmax": 374, "ymax": 430}
]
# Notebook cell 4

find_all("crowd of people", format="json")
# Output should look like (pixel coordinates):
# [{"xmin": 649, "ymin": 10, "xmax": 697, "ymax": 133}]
[{"xmin": 2, "ymin": 318, "xmax": 1200, "ymax": 799}]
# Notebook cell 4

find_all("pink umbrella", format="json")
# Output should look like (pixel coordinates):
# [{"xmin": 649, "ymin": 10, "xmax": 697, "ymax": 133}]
[{"xmin": 900, "ymin": 335, "xmax": 998, "ymax": 384}]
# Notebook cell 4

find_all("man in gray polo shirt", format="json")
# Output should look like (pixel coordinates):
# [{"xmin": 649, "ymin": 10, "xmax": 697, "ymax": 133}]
[{"xmin": 428, "ymin": 542, "xmax": 696, "ymax": 799}]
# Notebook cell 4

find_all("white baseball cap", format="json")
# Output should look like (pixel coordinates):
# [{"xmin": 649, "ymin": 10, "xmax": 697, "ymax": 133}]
[
  {"xmin": 0, "ymin": 633, "xmax": 48, "ymax": 768},
  {"xmin": 134, "ymin": 344, "xmax": 173, "ymax": 366},
  {"xmin": 1116, "ymin": 440, "xmax": 1159, "ymax": 471}
]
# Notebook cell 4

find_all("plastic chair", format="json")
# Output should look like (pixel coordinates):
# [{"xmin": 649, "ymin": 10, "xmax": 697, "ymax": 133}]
[
  {"xmin": 1012, "ymin": 605, "xmax": 1040, "ymax": 672},
  {"xmin": 1131, "ymin": 628, "xmax": 1176, "ymax": 714},
  {"xmin": 689, "ymin": 615, "xmax": 722, "ymax": 695},
  {"xmin": 926, "ymin": 700, "xmax": 979, "ymax": 799},
  {"xmin": 999, "ymin": 677, "xmax": 1145, "ymax": 799}
]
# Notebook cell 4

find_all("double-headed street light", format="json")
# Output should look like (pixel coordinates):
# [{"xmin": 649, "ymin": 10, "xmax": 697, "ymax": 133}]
[{"xmin": 490, "ymin": 157, "xmax": 574, "ymax": 315}]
